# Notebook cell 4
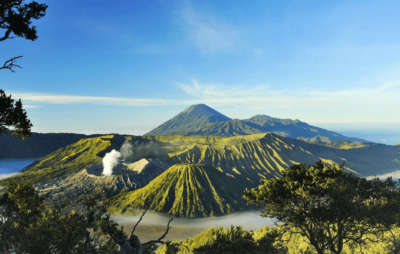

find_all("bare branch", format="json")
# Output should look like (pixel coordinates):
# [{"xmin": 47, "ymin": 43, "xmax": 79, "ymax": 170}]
[
  {"xmin": 1, "ymin": 56, "xmax": 23, "ymax": 72},
  {"xmin": 142, "ymin": 218, "xmax": 173, "ymax": 246},
  {"xmin": 131, "ymin": 207, "xmax": 148, "ymax": 237},
  {"xmin": 0, "ymin": 29, "xmax": 14, "ymax": 42}
]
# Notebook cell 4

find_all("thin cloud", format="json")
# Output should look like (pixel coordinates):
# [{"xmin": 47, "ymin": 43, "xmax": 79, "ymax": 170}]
[
  {"xmin": 179, "ymin": 2, "xmax": 239, "ymax": 53},
  {"xmin": 12, "ymin": 92, "xmax": 172, "ymax": 107},
  {"xmin": 177, "ymin": 79, "xmax": 400, "ymax": 112},
  {"xmin": 23, "ymin": 105, "xmax": 42, "ymax": 109}
]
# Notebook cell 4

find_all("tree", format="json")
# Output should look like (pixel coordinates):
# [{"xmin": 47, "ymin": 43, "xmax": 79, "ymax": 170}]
[
  {"xmin": 243, "ymin": 161, "xmax": 400, "ymax": 254},
  {"xmin": 0, "ymin": 89, "xmax": 32, "ymax": 139},
  {"xmin": 1, "ymin": 0, "xmax": 48, "ymax": 72},
  {"xmin": 0, "ymin": 182, "xmax": 179, "ymax": 254},
  {"xmin": 193, "ymin": 226, "xmax": 287, "ymax": 254}
]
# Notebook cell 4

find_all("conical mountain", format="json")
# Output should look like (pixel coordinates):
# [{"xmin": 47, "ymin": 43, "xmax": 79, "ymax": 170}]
[
  {"xmin": 106, "ymin": 163, "xmax": 252, "ymax": 217},
  {"xmin": 145, "ymin": 104, "xmax": 231, "ymax": 136}
]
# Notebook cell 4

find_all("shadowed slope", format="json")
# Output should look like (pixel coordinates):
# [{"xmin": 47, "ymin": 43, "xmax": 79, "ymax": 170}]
[
  {"xmin": 35, "ymin": 159, "xmax": 170, "ymax": 207},
  {"xmin": 106, "ymin": 164, "xmax": 252, "ymax": 217},
  {"xmin": 243, "ymin": 115, "xmax": 365, "ymax": 142},
  {"xmin": 145, "ymin": 104, "xmax": 231, "ymax": 136},
  {"xmin": 145, "ymin": 104, "xmax": 369, "ymax": 143},
  {"xmin": 0, "ymin": 132, "xmax": 99, "ymax": 159}
]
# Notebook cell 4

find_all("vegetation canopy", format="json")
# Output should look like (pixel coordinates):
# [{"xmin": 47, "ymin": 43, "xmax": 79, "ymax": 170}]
[
  {"xmin": 0, "ymin": 89, "xmax": 32, "ymax": 139},
  {"xmin": 244, "ymin": 161, "xmax": 400, "ymax": 254}
]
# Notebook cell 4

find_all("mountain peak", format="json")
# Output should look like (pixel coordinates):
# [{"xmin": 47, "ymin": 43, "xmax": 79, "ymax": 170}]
[
  {"xmin": 182, "ymin": 104, "xmax": 226, "ymax": 116},
  {"xmin": 145, "ymin": 104, "xmax": 231, "ymax": 136}
]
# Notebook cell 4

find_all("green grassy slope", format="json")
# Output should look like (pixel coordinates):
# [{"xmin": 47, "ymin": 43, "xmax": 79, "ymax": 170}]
[
  {"xmin": 2, "ymin": 132, "xmax": 397, "ymax": 188},
  {"xmin": 0, "ymin": 135, "xmax": 126, "ymax": 185},
  {"xmin": 280, "ymin": 137, "xmax": 400, "ymax": 177},
  {"xmin": 306, "ymin": 140, "xmax": 371, "ymax": 149},
  {"xmin": 166, "ymin": 133, "xmax": 319, "ymax": 181},
  {"xmin": 106, "ymin": 163, "xmax": 253, "ymax": 217}
]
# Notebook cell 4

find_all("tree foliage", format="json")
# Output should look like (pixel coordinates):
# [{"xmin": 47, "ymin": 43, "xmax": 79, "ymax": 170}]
[
  {"xmin": 0, "ymin": 0, "xmax": 48, "ymax": 72},
  {"xmin": 243, "ymin": 161, "xmax": 400, "ymax": 254},
  {"xmin": 0, "ymin": 89, "xmax": 32, "ymax": 139},
  {"xmin": 0, "ymin": 182, "xmax": 182, "ymax": 254},
  {"xmin": 192, "ymin": 225, "xmax": 286, "ymax": 254}
]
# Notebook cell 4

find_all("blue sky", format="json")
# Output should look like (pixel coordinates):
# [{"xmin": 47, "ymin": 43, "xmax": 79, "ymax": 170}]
[{"xmin": 1, "ymin": 0, "xmax": 400, "ymax": 143}]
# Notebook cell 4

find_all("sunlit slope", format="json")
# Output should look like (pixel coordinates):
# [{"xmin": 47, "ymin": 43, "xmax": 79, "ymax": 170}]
[
  {"xmin": 0, "ymin": 135, "xmax": 126, "ymax": 185},
  {"xmin": 145, "ymin": 133, "xmax": 400, "ymax": 177},
  {"xmin": 106, "ymin": 164, "xmax": 252, "ymax": 217},
  {"xmin": 279, "ymin": 137, "xmax": 400, "ymax": 177},
  {"xmin": 307, "ymin": 140, "xmax": 371, "ymax": 149},
  {"xmin": 165, "ymin": 133, "xmax": 319, "ymax": 180}
]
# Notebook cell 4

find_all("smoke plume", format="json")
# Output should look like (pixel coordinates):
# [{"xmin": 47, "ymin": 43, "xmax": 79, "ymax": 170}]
[
  {"xmin": 102, "ymin": 149, "xmax": 121, "ymax": 176},
  {"xmin": 119, "ymin": 140, "xmax": 168, "ymax": 162}
]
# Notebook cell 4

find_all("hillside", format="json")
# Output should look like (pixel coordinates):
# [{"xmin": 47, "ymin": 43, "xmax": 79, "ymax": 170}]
[
  {"xmin": 35, "ymin": 158, "xmax": 170, "ymax": 207},
  {"xmin": 3, "ymin": 133, "xmax": 398, "ymax": 189},
  {"xmin": 106, "ymin": 164, "xmax": 253, "ymax": 217},
  {"xmin": 0, "ymin": 134, "xmax": 126, "ymax": 185},
  {"xmin": 145, "ymin": 133, "xmax": 400, "ymax": 178},
  {"xmin": 145, "ymin": 104, "xmax": 369, "ymax": 143},
  {"xmin": 0, "ymin": 132, "xmax": 98, "ymax": 159}
]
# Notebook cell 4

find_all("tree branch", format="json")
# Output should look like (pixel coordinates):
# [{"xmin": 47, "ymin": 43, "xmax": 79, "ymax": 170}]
[
  {"xmin": 142, "ymin": 218, "xmax": 173, "ymax": 246},
  {"xmin": 1, "ymin": 56, "xmax": 23, "ymax": 72},
  {"xmin": 0, "ymin": 29, "xmax": 14, "ymax": 42},
  {"xmin": 131, "ymin": 207, "xmax": 148, "ymax": 237}
]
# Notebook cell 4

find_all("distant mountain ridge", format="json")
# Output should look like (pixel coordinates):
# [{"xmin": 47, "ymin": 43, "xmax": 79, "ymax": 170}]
[
  {"xmin": 145, "ymin": 104, "xmax": 369, "ymax": 143},
  {"xmin": 0, "ymin": 132, "xmax": 101, "ymax": 159}
]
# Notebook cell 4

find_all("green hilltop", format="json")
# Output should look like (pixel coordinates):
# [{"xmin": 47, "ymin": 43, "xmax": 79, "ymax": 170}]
[
  {"xmin": 106, "ymin": 163, "xmax": 253, "ymax": 217},
  {"xmin": 0, "ymin": 134, "xmax": 126, "ymax": 185}
]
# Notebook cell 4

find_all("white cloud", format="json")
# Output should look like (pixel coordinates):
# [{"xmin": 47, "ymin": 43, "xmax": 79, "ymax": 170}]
[
  {"xmin": 23, "ymin": 105, "xmax": 42, "ymax": 109},
  {"xmin": 12, "ymin": 93, "xmax": 172, "ymax": 107},
  {"xmin": 179, "ymin": 2, "xmax": 239, "ymax": 53}
]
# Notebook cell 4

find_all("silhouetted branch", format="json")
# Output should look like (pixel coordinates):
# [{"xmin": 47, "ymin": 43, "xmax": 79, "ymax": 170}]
[
  {"xmin": 1, "ymin": 56, "xmax": 22, "ymax": 72},
  {"xmin": 142, "ymin": 218, "xmax": 173, "ymax": 246},
  {"xmin": 131, "ymin": 207, "xmax": 148, "ymax": 237}
]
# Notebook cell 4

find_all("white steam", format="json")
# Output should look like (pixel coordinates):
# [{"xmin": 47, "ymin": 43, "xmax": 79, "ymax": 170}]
[
  {"xmin": 102, "ymin": 149, "xmax": 121, "ymax": 176},
  {"xmin": 120, "ymin": 140, "xmax": 134, "ymax": 160}
]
